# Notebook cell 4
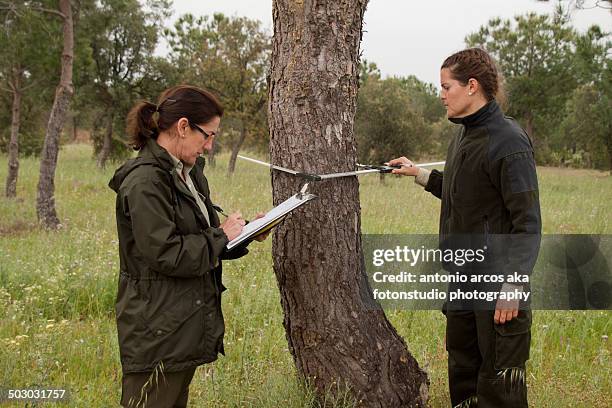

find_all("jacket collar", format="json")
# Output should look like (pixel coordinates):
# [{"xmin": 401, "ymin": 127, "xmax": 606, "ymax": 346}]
[
  {"xmin": 448, "ymin": 100, "xmax": 501, "ymax": 128},
  {"xmin": 108, "ymin": 138, "xmax": 207, "ymax": 196},
  {"xmin": 138, "ymin": 138, "xmax": 176, "ymax": 171},
  {"xmin": 140, "ymin": 138, "xmax": 214, "ymax": 226}
]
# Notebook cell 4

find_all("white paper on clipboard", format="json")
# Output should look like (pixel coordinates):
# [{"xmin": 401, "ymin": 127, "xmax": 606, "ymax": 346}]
[{"xmin": 226, "ymin": 192, "xmax": 317, "ymax": 250}]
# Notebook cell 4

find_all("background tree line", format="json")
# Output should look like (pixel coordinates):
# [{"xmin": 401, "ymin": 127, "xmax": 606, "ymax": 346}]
[
  {"xmin": 357, "ymin": 5, "xmax": 611, "ymax": 171},
  {"xmin": 0, "ymin": 0, "xmax": 610, "ymax": 227}
]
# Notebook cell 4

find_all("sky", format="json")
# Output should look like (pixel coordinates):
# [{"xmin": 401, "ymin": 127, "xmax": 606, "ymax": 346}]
[{"xmin": 167, "ymin": 0, "xmax": 611, "ymax": 86}]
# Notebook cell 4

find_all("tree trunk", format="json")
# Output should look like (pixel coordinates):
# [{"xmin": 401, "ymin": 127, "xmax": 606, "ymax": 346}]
[
  {"xmin": 268, "ymin": 1, "xmax": 428, "ymax": 407},
  {"xmin": 227, "ymin": 127, "xmax": 247, "ymax": 176},
  {"xmin": 72, "ymin": 113, "xmax": 78, "ymax": 142},
  {"xmin": 97, "ymin": 113, "xmax": 113, "ymax": 169},
  {"xmin": 525, "ymin": 110, "xmax": 535, "ymax": 143},
  {"xmin": 606, "ymin": 136, "xmax": 612, "ymax": 176},
  {"xmin": 379, "ymin": 172, "xmax": 386, "ymax": 185},
  {"xmin": 207, "ymin": 142, "xmax": 216, "ymax": 168},
  {"xmin": 5, "ymin": 69, "xmax": 22, "ymax": 198},
  {"xmin": 36, "ymin": 0, "xmax": 74, "ymax": 229}
]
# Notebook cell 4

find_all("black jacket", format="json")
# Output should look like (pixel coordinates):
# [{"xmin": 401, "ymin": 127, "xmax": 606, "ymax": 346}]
[
  {"xmin": 425, "ymin": 101, "xmax": 541, "ymax": 280},
  {"xmin": 109, "ymin": 139, "xmax": 248, "ymax": 373}
]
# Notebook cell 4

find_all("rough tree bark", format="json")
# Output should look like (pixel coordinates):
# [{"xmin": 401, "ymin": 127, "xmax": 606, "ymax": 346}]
[
  {"xmin": 5, "ymin": 67, "xmax": 22, "ymax": 198},
  {"xmin": 36, "ymin": 0, "xmax": 74, "ymax": 229},
  {"xmin": 268, "ymin": 1, "xmax": 428, "ymax": 406}
]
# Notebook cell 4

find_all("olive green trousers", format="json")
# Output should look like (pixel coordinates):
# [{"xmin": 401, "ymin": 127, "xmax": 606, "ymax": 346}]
[
  {"xmin": 120, "ymin": 366, "xmax": 196, "ymax": 408},
  {"xmin": 446, "ymin": 309, "xmax": 531, "ymax": 408}
]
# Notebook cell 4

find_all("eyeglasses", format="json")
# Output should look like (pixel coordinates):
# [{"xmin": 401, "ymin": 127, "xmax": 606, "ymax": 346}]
[{"xmin": 189, "ymin": 122, "xmax": 215, "ymax": 139}]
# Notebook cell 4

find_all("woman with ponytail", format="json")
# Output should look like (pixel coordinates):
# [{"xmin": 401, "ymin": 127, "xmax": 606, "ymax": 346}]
[
  {"xmin": 109, "ymin": 85, "xmax": 269, "ymax": 407},
  {"xmin": 388, "ymin": 48, "xmax": 541, "ymax": 407}
]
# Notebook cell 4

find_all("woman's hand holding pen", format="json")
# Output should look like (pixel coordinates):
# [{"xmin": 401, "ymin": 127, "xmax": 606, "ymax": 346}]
[
  {"xmin": 220, "ymin": 212, "xmax": 246, "ymax": 241},
  {"xmin": 386, "ymin": 157, "xmax": 420, "ymax": 177}
]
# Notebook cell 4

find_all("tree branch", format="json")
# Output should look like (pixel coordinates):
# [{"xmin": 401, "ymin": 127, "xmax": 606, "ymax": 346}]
[
  {"xmin": 0, "ymin": 5, "xmax": 17, "ymax": 16},
  {"xmin": 21, "ymin": 81, "xmax": 39, "ymax": 92},
  {"xmin": 30, "ymin": 6, "xmax": 66, "ymax": 19},
  {"xmin": 0, "ymin": 2, "xmax": 66, "ymax": 18}
]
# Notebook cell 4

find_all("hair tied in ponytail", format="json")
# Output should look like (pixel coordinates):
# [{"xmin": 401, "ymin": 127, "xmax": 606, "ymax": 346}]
[{"xmin": 127, "ymin": 85, "xmax": 224, "ymax": 150}]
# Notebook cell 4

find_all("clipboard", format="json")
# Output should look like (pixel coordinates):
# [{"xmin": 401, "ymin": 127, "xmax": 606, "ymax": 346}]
[{"xmin": 226, "ymin": 190, "xmax": 317, "ymax": 250}]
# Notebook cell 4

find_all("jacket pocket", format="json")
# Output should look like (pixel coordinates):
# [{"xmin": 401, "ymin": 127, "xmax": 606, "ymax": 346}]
[
  {"xmin": 493, "ymin": 309, "xmax": 532, "ymax": 370},
  {"xmin": 143, "ymin": 286, "xmax": 205, "ymax": 338}
]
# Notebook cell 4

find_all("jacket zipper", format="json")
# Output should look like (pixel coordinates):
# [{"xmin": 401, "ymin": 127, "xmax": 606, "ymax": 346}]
[
  {"xmin": 441, "ymin": 127, "xmax": 467, "ymax": 239},
  {"xmin": 450, "ymin": 150, "xmax": 467, "ymax": 197}
]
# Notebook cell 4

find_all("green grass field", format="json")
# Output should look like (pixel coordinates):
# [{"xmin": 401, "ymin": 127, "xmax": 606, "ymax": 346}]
[{"xmin": 0, "ymin": 144, "xmax": 610, "ymax": 407}]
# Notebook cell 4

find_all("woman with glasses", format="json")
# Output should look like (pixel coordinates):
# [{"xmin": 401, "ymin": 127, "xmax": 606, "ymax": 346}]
[{"xmin": 109, "ymin": 85, "xmax": 269, "ymax": 407}]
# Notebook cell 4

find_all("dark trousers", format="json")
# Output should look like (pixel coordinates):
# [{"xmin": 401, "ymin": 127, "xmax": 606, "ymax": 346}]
[
  {"xmin": 120, "ymin": 366, "xmax": 197, "ymax": 408},
  {"xmin": 446, "ymin": 309, "xmax": 531, "ymax": 408}
]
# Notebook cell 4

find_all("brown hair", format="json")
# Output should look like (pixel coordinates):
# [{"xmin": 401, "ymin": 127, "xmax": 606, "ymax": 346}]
[
  {"xmin": 126, "ymin": 85, "xmax": 224, "ymax": 150},
  {"xmin": 441, "ymin": 47, "xmax": 506, "ymax": 106}
]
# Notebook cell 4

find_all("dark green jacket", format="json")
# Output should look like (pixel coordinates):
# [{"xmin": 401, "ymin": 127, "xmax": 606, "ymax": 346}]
[
  {"xmin": 425, "ymin": 101, "xmax": 541, "ymax": 281},
  {"xmin": 108, "ymin": 138, "xmax": 248, "ymax": 373}
]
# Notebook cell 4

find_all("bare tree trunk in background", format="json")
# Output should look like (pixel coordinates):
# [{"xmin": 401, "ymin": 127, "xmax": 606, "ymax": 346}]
[
  {"xmin": 379, "ymin": 172, "xmax": 387, "ymax": 185},
  {"xmin": 525, "ymin": 110, "xmax": 535, "ymax": 143},
  {"xmin": 606, "ymin": 137, "xmax": 612, "ymax": 176},
  {"xmin": 72, "ymin": 113, "xmax": 78, "ymax": 142},
  {"xmin": 97, "ymin": 113, "xmax": 113, "ymax": 169},
  {"xmin": 227, "ymin": 127, "xmax": 247, "ymax": 176},
  {"xmin": 269, "ymin": 1, "xmax": 428, "ymax": 406},
  {"xmin": 5, "ymin": 68, "xmax": 22, "ymax": 198},
  {"xmin": 36, "ymin": 0, "xmax": 74, "ymax": 229},
  {"xmin": 207, "ymin": 142, "xmax": 216, "ymax": 167}
]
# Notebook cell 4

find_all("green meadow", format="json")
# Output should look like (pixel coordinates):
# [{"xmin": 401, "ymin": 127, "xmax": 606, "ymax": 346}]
[{"xmin": 0, "ymin": 144, "xmax": 610, "ymax": 407}]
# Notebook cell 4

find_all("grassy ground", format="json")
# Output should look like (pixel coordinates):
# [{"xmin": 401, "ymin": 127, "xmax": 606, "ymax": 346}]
[{"xmin": 0, "ymin": 144, "xmax": 610, "ymax": 407}]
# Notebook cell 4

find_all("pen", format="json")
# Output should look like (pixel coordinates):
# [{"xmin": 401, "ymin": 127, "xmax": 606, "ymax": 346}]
[
  {"xmin": 211, "ymin": 203, "xmax": 228, "ymax": 218},
  {"xmin": 211, "ymin": 203, "xmax": 249, "ymax": 224}
]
